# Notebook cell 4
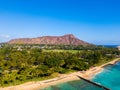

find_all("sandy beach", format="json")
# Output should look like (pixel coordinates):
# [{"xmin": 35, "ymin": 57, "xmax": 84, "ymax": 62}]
[{"xmin": 0, "ymin": 58, "xmax": 119, "ymax": 90}]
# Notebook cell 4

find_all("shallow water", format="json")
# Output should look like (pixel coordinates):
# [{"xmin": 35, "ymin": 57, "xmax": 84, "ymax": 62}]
[
  {"xmin": 92, "ymin": 61, "xmax": 120, "ymax": 90},
  {"xmin": 41, "ymin": 79, "xmax": 105, "ymax": 90}
]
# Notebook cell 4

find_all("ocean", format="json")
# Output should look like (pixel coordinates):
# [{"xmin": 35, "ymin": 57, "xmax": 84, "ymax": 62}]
[
  {"xmin": 41, "ymin": 61, "xmax": 120, "ymax": 90},
  {"xmin": 102, "ymin": 45, "xmax": 119, "ymax": 48}
]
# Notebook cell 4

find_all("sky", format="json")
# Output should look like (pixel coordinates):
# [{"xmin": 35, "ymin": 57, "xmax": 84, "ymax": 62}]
[{"xmin": 0, "ymin": 0, "xmax": 120, "ymax": 45}]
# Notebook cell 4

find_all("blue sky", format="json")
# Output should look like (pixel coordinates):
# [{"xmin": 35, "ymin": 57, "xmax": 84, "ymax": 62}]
[{"xmin": 0, "ymin": 0, "xmax": 120, "ymax": 45}]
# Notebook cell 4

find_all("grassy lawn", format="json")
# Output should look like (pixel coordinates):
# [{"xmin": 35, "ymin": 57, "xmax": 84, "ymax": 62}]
[{"xmin": 43, "ymin": 49, "xmax": 80, "ymax": 53}]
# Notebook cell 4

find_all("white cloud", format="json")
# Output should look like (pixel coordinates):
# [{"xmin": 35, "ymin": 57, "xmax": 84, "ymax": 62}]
[{"xmin": 0, "ymin": 35, "xmax": 10, "ymax": 38}]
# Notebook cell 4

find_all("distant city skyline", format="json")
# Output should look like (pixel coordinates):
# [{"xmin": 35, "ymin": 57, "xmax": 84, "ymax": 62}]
[{"xmin": 0, "ymin": 0, "xmax": 120, "ymax": 45}]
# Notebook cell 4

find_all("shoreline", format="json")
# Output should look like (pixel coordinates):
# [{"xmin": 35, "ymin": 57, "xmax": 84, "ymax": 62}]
[
  {"xmin": 81, "ymin": 58, "xmax": 120, "ymax": 80},
  {"xmin": 0, "ymin": 58, "xmax": 120, "ymax": 90}
]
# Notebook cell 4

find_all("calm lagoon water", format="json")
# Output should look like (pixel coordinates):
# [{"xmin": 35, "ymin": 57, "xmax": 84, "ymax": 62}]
[
  {"xmin": 41, "ymin": 79, "xmax": 105, "ymax": 90},
  {"xmin": 42, "ymin": 61, "xmax": 120, "ymax": 90}
]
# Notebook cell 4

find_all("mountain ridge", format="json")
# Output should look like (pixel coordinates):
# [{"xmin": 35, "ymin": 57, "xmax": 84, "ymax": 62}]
[{"xmin": 8, "ymin": 34, "xmax": 91, "ymax": 46}]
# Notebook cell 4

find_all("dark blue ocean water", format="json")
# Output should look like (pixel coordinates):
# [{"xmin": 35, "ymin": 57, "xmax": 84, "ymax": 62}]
[
  {"xmin": 92, "ymin": 61, "xmax": 120, "ymax": 90},
  {"xmin": 102, "ymin": 45, "xmax": 119, "ymax": 48}
]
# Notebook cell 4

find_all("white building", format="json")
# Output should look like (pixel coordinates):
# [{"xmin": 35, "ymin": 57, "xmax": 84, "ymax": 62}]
[{"xmin": 117, "ymin": 46, "xmax": 120, "ymax": 50}]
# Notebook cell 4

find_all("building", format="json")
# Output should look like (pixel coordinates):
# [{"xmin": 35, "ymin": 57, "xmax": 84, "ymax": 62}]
[{"xmin": 117, "ymin": 46, "xmax": 120, "ymax": 50}]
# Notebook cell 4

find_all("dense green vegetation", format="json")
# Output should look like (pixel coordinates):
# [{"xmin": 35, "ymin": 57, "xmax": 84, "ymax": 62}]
[{"xmin": 0, "ymin": 44, "xmax": 120, "ymax": 86}]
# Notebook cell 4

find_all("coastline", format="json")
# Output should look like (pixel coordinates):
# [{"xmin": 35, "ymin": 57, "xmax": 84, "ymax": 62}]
[
  {"xmin": 81, "ymin": 58, "xmax": 120, "ymax": 80},
  {"xmin": 0, "ymin": 58, "xmax": 120, "ymax": 90}
]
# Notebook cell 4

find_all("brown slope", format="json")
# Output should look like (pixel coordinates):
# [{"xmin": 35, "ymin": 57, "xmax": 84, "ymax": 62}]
[{"xmin": 8, "ymin": 34, "xmax": 90, "ymax": 45}]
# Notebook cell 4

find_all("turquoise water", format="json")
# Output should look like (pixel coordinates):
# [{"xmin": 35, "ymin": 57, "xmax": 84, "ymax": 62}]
[
  {"xmin": 41, "ymin": 79, "xmax": 105, "ymax": 90},
  {"xmin": 92, "ymin": 61, "xmax": 120, "ymax": 90}
]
